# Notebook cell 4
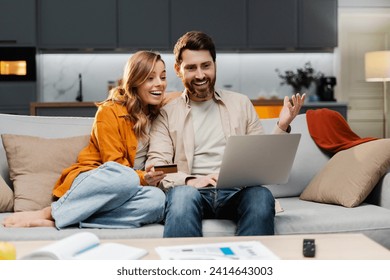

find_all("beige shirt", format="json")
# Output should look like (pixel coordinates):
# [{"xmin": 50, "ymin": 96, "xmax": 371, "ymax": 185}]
[
  {"xmin": 190, "ymin": 99, "xmax": 226, "ymax": 175},
  {"xmin": 147, "ymin": 89, "xmax": 287, "ymax": 189}
]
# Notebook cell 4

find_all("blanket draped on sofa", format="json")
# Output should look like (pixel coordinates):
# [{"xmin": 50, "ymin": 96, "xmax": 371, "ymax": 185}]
[{"xmin": 306, "ymin": 108, "xmax": 378, "ymax": 154}]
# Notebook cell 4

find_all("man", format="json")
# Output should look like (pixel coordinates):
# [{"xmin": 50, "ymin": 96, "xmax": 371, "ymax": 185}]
[{"xmin": 147, "ymin": 31, "xmax": 305, "ymax": 237}]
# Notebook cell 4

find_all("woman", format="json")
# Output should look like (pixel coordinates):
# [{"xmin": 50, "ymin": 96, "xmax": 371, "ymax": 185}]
[{"xmin": 2, "ymin": 51, "xmax": 167, "ymax": 229}]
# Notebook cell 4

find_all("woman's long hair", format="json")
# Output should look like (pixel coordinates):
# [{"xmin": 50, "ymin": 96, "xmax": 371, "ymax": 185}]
[{"xmin": 97, "ymin": 51, "xmax": 164, "ymax": 140}]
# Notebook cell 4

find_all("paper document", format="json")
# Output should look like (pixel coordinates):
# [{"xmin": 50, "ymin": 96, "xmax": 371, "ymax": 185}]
[
  {"xmin": 20, "ymin": 232, "xmax": 148, "ymax": 260},
  {"xmin": 155, "ymin": 241, "xmax": 279, "ymax": 260}
]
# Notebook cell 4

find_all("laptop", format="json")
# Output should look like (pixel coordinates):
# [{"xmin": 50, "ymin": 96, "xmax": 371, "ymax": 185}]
[{"xmin": 216, "ymin": 134, "xmax": 301, "ymax": 188}]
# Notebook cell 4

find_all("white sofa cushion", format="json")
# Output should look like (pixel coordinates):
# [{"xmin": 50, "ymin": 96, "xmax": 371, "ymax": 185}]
[
  {"xmin": 0, "ymin": 113, "xmax": 329, "ymax": 201},
  {"xmin": 275, "ymin": 197, "xmax": 390, "ymax": 249}
]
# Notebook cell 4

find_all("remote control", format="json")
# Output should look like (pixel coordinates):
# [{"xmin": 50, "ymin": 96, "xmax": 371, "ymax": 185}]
[{"xmin": 303, "ymin": 238, "xmax": 315, "ymax": 257}]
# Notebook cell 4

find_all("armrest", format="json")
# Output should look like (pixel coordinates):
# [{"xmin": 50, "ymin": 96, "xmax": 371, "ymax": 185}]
[{"xmin": 366, "ymin": 170, "xmax": 390, "ymax": 209}]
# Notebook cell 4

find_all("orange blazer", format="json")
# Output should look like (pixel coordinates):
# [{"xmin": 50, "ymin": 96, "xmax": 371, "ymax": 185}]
[{"xmin": 52, "ymin": 101, "xmax": 146, "ymax": 198}]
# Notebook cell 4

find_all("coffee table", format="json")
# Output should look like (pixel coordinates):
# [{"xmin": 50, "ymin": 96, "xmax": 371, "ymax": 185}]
[{"xmin": 12, "ymin": 233, "xmax": 390, "ymax": 260}]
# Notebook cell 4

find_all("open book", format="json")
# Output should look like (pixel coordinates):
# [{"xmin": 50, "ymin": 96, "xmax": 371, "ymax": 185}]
[
  {"xmin": 155, "ymin": 240, "xmax": 279, "ymax": 260},
  {"xmin": 20, "ymin": 232, "xmax": 148, "ymax": 260}
]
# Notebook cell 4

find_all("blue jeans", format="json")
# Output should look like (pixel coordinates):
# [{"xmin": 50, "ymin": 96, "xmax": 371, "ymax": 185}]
[
  {"xmin": 51, "ymin": 161, "xmax": 165, "ymax": 229},
  {"xmin": 163, "ymin": 185, "xmax": 275, "ymax": 237}
]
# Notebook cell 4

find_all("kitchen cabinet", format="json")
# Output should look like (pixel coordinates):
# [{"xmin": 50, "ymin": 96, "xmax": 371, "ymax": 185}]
[
  {"xmin": 248, "ymin": 0, "xmax": 298, "ymax": 49},
  {"xmin": 170, "ymin": 0, "xmax": 247, "ymax": 50},
  {"xmin": 118, "ymin": 0, "xmax": 170, "ymax": 49},
  {"xmin": 248, "ymin": 0, "xmax": 337, "ymax": 50},
  {"xmin": 0, "ymin": 0, "xmax": 36, "ymax": 46},
  {"xmin": 0, "ymin": 82, "xmax": 36, "ymax": 115},
  {"xmin": 38, "ymin": 0, "xmax": 116, "ymax": 49},
  {"xmin": 38, "ymin": 0, "xmax": 169, "ymax": 50},
  {"xmin": 299, "ymin": 0, "xmax": 338, "ymax": 49},
  {"xmin": 35, "ymin": 0, "xmax": 337, "ymax": 51}
]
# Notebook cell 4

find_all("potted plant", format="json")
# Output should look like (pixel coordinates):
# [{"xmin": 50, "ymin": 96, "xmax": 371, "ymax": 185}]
[{"xmin": 275, "ymin": 62, "xmax": 324, "ymax": 100}]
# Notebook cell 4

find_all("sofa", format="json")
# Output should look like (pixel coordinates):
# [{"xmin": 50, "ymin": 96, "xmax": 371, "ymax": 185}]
[{"xmin": 1, "ymin": 112, "xmax": 390, "ymax": 249}]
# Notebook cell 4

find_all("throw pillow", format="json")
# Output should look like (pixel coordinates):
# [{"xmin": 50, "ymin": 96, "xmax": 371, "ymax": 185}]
[
  {"xmin": 0, "ymin": 175, "xmax": 13, "ymax": 212},
  {"xmin": 1, "ymin": 134, "xmax": 89, "ymax": 212},
  {"xmin": 300, "ymin": 139, "xmax": 390, "ymax": 207}
]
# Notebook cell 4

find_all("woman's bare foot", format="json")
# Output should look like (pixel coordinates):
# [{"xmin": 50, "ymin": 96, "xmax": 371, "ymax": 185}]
[{"xmin": 2, "ymin": 206, "xmax": 55, "ymax": 228}]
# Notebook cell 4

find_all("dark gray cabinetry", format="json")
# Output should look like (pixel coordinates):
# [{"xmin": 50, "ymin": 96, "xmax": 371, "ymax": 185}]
[
  {"xmin": 35, "ymin": 0, "xmax": 337, "ymax": 51},
  {"xmin": 299, "ymin": 0, "xmax": 338, "ymax": 49},
  {"xmin": 0, "ymin": 0, "xmax": 37, "ymax": 115},
  {"xmin": 301, "ymin": 102, "xmax": 348, "ymax": 119},
  {"xmin": 170, "ymin": 0, "xmax": 247, "ymax": 50},
  {"xmin": 0, "ymin": 0, "xmax": 36, "ymax": 46},
  {"xmin": 0, "ymin": 82, "xmax": 36, "ymax": 115},
  {"xmin": 248, "ymin": 0, "xmax": 337, "ymax": 50},
  {"xmin": 248, "ymin": 0, "xmax": 298, "ymax": 49},
  {"xmin": 38, "ymin": 0, "xmax": 116, "ymax": 49},
  {"xmin": 118, "ymin": 0, "xmax": 170, "ymax": 49}
]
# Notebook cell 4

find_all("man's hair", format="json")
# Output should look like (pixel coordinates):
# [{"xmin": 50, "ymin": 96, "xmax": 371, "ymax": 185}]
[{"xmin": 174, "ymin": 31, "xmax": 216, "ymax": 64}]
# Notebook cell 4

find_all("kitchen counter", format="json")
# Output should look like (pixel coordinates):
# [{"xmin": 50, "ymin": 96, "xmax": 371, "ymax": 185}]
[
  {"xmin": 300, "ymin": 101, "xmax": 348, "ymax": 119},
  {"xmin": 30, "ymin": 100, "xmax": 348, "ymax": 120},
  {"xmin": 251, "ymin": 100, "xmax": 348, "ymax": 119}
]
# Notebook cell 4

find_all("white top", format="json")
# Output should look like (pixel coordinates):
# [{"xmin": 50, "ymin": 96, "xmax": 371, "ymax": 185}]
[
  {"xmin": 134, "ymin": 125, "xmax": 150, "ymax": 170},
  {"xmin": 190, "ymin": 99, "xmax": 226, "ymax": 175}
]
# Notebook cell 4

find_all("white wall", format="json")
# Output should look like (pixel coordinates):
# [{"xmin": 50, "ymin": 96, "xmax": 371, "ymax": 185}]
[
  {"xmin": 336, "ymin": 6, "xmax": 390, "ymax": 137},
  {"xmin": 339, "ymin": 0, "xmax": 390, "ymax": 8},
  {"xmin": 38, "ymin": 52, "xmax": 334, "ymax": 102}
]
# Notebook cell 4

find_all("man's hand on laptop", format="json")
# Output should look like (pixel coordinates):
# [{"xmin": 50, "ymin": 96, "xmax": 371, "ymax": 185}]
[{"xmin": 186, "ymin": 174, "xmax": 218, "ymax": 189}]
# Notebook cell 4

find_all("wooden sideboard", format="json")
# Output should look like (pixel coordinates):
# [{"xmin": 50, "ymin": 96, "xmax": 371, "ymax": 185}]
[{"xmin": 30, "ymin": 102, "xmax": 97, "ymax": 117}]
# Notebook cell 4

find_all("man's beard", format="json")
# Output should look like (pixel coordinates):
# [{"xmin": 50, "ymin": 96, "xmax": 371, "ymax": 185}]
[{"xmin": 184, "ymin": 77, "xmax": 216, "ymax": 100}]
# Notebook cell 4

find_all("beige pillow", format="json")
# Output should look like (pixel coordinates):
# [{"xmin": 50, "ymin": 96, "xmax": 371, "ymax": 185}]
[
  {"xmin": 0, "ymin": 175, "xmax": 13, "ymax": 212},
  {"xmin": 1, "ymin": 134, "xmax": 89, "ymax": 212},
  {"xmin": 300, "ymin": 139, "xmax": 390, "ymax": 207}
]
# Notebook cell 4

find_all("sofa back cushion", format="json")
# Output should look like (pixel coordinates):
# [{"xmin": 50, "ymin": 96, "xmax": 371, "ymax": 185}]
[
  {"xmin": 261, "ymin": 114, "xmax": 330, "ymax": 198},
  {"xmin": 0, "ymin": 113, "xmax": 329, "ymax": 203}
]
